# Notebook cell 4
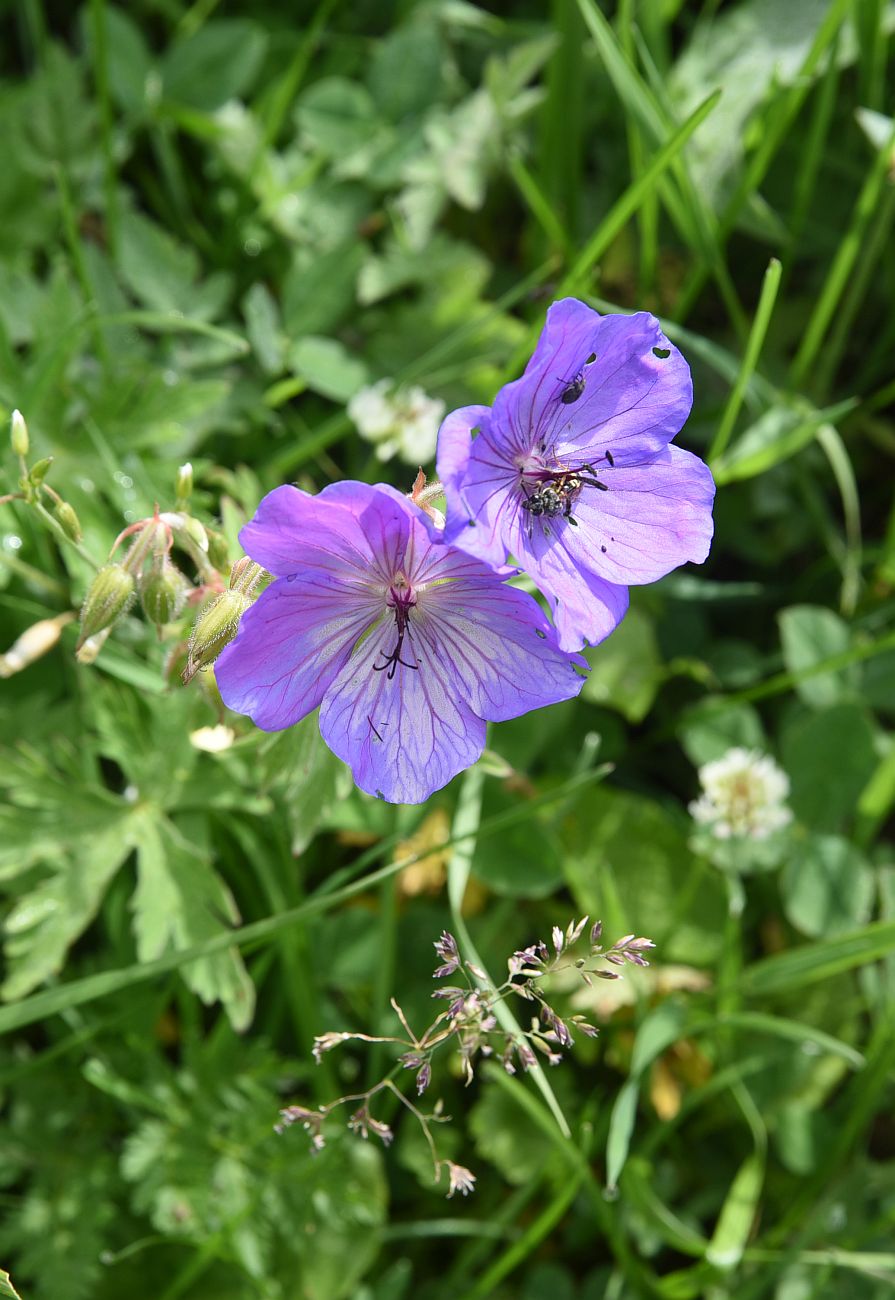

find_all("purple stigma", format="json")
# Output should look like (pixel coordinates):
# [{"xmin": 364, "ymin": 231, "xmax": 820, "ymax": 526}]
[{"xmin": 373, "ymin": 577, "xmax": 418, "ymax": 680}]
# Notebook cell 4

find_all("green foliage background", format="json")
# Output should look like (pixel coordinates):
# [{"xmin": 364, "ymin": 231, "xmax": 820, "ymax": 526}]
[{"xmin": 1, "ymin": 0, "xmax": 894, "ymax": 1296}]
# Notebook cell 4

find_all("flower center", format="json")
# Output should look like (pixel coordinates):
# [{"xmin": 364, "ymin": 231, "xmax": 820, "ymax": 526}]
[
  {"xmin": 373, "ymin": 574, "xmax": 418, "ymax": 680},
  {"xmin": 517, "ymin": 449, "xmax": 613, "ymax": 539}
]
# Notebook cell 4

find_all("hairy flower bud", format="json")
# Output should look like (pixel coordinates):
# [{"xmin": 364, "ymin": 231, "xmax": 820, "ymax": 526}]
[
  {"xmin": 206, "ymin": 528, "xmax": 230, "ymax": 574},
  {"xmin": 53, "ymin": 499, "xmax": 83, "ymax": 543},
  {"xmin": 183, "ymin": 589, "xmax": 250, "ymax": 683},
  {"xmin": 141, "ymin": 560, "xmax": 188, "ymax": 627},
  {"xmin": 228, "ymin": 557, "xmax": 266, "ymax": 595},
  {"xmin": 10, "ymin": 409, "xmax": 29, "ymax": 458},
  {"xmin": 78, "ymin": 563, "xmax": 136, "ymax": 648}
]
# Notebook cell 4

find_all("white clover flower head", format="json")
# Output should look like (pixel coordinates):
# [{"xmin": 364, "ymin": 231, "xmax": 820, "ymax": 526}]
[
  {"xmin": 348, "ymin": 380, "xmax": 445, "ymax": 465},
  {"xmin": 689, "ymin": 747, "xmax": 792, "ymax": 841},
  {"xmin": 189, "ymin": 724, "xmax": 236, "ymax": 753},
  {"xmin": 348, "ymin": 380, "xmax": 395, "ymax": 441}
]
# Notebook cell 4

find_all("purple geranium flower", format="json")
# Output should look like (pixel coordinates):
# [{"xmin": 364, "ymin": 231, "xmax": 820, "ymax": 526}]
[
  {"xmin": 437, "ymin": 298, "xmax": 715, "ymax": 651},
  {"xmin": 215, "ymin": 481, "xmax": 586, "ymax": 804}
]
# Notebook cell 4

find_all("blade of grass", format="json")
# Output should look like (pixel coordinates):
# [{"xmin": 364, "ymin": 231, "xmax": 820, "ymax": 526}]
[
  {"xmin": 482, "ymin": 1066, "xmax": 652, "ymax": 1293},
  {"xmin": 96, "ymin": 310, "xmax": 250, "ymax": 353},
  {"xmin": 618, "ymin": 0, "xmax": 658, "ymax": 297},
  {"xmin": 54, "ymin": 165, "xmax": 109, "ymax": 370},
  {"xmin": 504, "ymin": 90, "xmax": 722, "ymax": 377},
  {"xmin": 788, "ymin": 39, "xmax": 841, "ymax": 252},
  {"xmin": 790, "ymin": 117, "xmax": 895, "ymax": 389},
  {"xmin": 855, "ymin": 0, "xmax": 887, "ymax": 109},
  {"xmin": 606, "ymin": 999, "xmax": 688, "ymax": 1191},
  {"xmin": 741, "ymin": 920, "xmax": 895, "ymax": 997},
  {"xmin": 854, "ymin": 744, "xmax": 895, "ymax": 849},
  {"xmin": 695, "ymin": 1012, "xmax": 865, "ymax": 1070},
  {"xmin": 705, "ymin": 1151, "xmax": 765, "ymax": 1272},
  {"xmin": 539, "ymin": 0, "xmax": 587, "ymax": 241},
  {"xmin": 820, "ymin": 181, "xmax": 895, "ymax": 394},
  {"xmin": 506, "ymin": 149, "xmax": 572, "ymax": 257},
  {"xmin": 713, "ymin": 401, "xmax": 858, "ymax": 486},
  {"xmin": 675, "ymin": 0, "xmax": 852, "ymax": 321},
  {"xmin": 765, "ymin": 1009, "xmax": 895, "ymax": 1247},
  {"xmin": 708, "ymin": 258, "xmax": 782, "ymax": 463},
  {"xmin": 561, "ymin": 90, "xmax": 722, "ymax": 296},
  {"xmin": 89, "ymin": 0, "xmax": 119, "ymax": 258},
  {"xmin": 466, "ymin": 1148, "xmax": 588, "ymax": 1298},
  {"xmin": 258, "ymin": 0, "xmax": 340, "ymax": 150},
  {"xmin": 815, "ymin": 422, "xmax": 863, "ymax": 616},
  {"xmin": 575, "ymin": 0, "xmax": 746, "ymax": 335}
]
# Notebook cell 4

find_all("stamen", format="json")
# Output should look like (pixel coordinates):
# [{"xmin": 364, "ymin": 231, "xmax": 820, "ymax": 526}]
[{"xmin": 373, "ymin": 584, "xmax": 418, "ymax": 679}]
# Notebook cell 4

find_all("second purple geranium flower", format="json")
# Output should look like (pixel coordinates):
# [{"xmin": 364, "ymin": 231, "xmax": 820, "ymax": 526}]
[
  {"xmin": 437, "ymin": 298, "xmax": 716, "ymax": 651},
  {"xmin": 214, "ymin": 481, "xmax": 586, "ymax": 804}
]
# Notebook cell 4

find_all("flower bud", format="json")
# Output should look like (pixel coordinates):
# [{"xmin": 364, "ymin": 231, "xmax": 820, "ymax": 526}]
[
  {"xmin": 229, "ymin": 557, "xmax": 266, "ymax": 596},
  {"xmin": 183, "ymin": 589, "xmax": 250, "ymax": 683},
  {"xmin": 181, "ymin": 515, "xmax": 208, "ymax": 553},
  {"xmin": 53, "ymin": 499, "xmax": 83, "ymax": 543},
  {"xmin": 206, "ymin": 528, "xmax": 230, "ymax": 574},
  {"xmin": 28, "ymin": 456, "xmax": 53, "ymax": 487},
  {"xmin": 10, "ymin": 409, "xmax": 29, "ymax": 457},
  {"xmin": 175, "ymin": 462, "xmax": 193, "ymax": 505},
  {"xmin": 0, "ymin": 612, "xmax": 75, "ymax": 678},
  {"xmin": 141, "ymin": 560, "xmax": 188, "ymax": 627},
  {"xmin": 78, "ymin": 563, "xmax": 136, "ymax": 648},
  {"xmin": 76, "ymin": 627, "xmax": 111, "ymax": 664}
]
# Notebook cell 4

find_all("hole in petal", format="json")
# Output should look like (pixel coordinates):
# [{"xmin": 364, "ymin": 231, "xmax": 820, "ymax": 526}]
[
  {"xmin": 535, "ymin": 628, "xmax": 547, "ymax": 640},
  {"xmin": 652, "ymin": 347, "xmax": 670, "ymax": 359}
]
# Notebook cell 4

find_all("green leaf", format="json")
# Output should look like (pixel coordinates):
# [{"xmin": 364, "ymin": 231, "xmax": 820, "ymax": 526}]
[
  {"xmin": 781, "ymin": 835, "xmax": 875, "ymax": 938},
  {"xmin": 582, "ymin": 606, "xmax": 663, "ymax": 723},
  {"xmin": 296, "ymin": 77, "xmax": 379, "ymax": 157},
  {"xmin": 781, "ymin": 702, "xmax": 878, "ymax": 832},
  {"xmin": 290, "ymin": 1141, "xmax": 388, "ymax": 1300},
  {"xmin": 1, "ymin": 814, "xmax": 134, "ymax": 1000},
  {"xmin": 472, "ymin": 787, "xmax": 564, "ymax": 898},
  {"xmin": 367, "ymin": 20, "xmax": 444, "ymax": 121},
  {"xmin": 469, "ymin": 1083, "xmax": 559, "ymax": 1186},
  {"xmin": 131, "ymin": 811, "xmax": 255, "ymax": 1031},
  {"xmin": 97, "ymin": 6, "xmax": 154, "ymax": 118},
  {"xmin": 161, "ymin": 20, "xmax": 268, "ymax": 111},
  {"xmin": 0, "ymin": 1268, "xmax": 23, "ymax": 1300},
  {"xmin": 778, "ymin": 605, "xmax": 858, "ymax": 708},
  {"xmin": 679, "ymin": 699, "xmax": 766, "ymax": 766},
  {"xmin": 255, "ymin": 719, "xmax": 349, "ymax": 855},
  {"xmin": 562, "ymin": 787, "xmax": 728, "ymax": 965},
  {"xmin": 117, "ymin": 211, "xmax": 231, "ymax": 320},
  {"xmin": 282, "ymin": 241, "xmax": 365, "ymax": 339},
  {"xmin": 242, "ymin": 282, "xmax": 285, "ymax": 375},
  {"xmin": 288, "ymin": 335, "xmax": 369, "ymax": 401}
]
